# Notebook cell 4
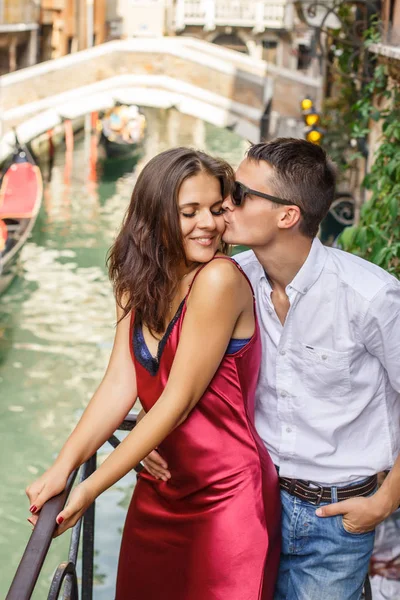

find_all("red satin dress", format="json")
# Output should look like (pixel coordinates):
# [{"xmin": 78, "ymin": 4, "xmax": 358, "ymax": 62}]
[{"xmin": 115, "ymin": 258, "xmax": 281, "ymax": 600}]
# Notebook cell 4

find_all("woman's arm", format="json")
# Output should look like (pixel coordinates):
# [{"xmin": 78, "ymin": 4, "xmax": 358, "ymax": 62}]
[
  {"xmin": 55, "ymin": 260, "xmax": 253, "ymax": 533},
  {"xmin": 26, "ymin": 302, "xmax": 138, "ymax": 514}
]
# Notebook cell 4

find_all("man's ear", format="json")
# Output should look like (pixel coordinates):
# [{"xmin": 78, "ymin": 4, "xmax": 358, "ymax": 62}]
[{"xmin": 277, "ymin": 206, "xmax": 302, "ymax": 230}]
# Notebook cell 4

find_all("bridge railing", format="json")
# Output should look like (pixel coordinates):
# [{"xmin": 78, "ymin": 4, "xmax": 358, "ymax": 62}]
[
  {"xmin": 6, "ymin": 413, "xmax": 139, "ymax": 600},
  {"xmin": 0, "ymin": 0, "xmax": 40, "ymax": 25},
  {"xmin": 174, "ymin": 0, "xmax": 288, "ymax": 31}
]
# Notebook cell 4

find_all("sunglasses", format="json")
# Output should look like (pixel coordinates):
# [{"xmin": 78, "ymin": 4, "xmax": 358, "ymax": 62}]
[{"xmin": 232, "ymin": 181, "xmax": 302, "ymax": 211}]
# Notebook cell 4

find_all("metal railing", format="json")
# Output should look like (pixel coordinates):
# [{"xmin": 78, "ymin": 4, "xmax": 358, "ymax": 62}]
[
  {"xmin": 6, "ymin": 413, "xmax": 139, "ymax": 600},
  {"xmin": 6, "ymin": 409, "xmax": 375, "ymax": 599},
  {"xmin": 0, "ymin": 0, "xmax": 40, "ymax": 25},
  {"xmin": 174, "ymin": 0, "xmax": 288, "ymax": 31}
]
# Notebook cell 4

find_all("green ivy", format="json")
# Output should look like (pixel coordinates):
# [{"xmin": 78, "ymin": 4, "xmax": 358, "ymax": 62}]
[
  {"xmin": 338, "ymin": 63, "xmax": 400, "ymax": 277},
  {"xmin": 321, "ymin": 6, "xmax": 368, "ymax": 173},
  {"xmin": 323, "ymin": 19, "xmax": 400, "ymax": 277}
]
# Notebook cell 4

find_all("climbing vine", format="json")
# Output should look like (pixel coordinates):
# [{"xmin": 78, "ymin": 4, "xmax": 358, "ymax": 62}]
[
  {"xmin": 339, "ymin": 65, "xmax": 400, "ymax": 274},
  {"xmin": 322, "ymin": 17, "xmax": 400, "ymax": 276}
]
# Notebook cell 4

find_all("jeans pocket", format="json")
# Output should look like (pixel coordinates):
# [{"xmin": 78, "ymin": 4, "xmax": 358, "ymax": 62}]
[{"xmin": 338, "ymin": 515, "xmax": 375, "ymax": 537}]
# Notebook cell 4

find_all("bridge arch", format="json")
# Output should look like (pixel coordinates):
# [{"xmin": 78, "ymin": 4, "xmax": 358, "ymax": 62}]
[{"xmin": 0, "ymin": 37, "xmax": 320, "ymax": 160}]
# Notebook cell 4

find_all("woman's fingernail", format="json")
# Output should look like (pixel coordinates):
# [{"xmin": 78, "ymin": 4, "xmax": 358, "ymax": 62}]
[
  {"xmin": 29, "ymin": 505, "xmax": 37, "ymax": 514},
  {"xmin": 57, "ymin": 516, "xmax": 64, "ymax": 525},
  {"xmin": 315, "ymin": 508, "xmax": 323, "ymax": 516}
]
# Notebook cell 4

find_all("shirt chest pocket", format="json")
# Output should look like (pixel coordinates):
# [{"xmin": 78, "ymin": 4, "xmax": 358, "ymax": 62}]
[{"xmin": 299, "ymin": 343, "xmax": 351, "ymax": 397}]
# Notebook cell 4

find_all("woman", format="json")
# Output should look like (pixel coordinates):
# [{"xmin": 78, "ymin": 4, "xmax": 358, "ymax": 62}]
[{"xmin": 26, "ymin": 147, "xmax": 281, "ymax": 599}]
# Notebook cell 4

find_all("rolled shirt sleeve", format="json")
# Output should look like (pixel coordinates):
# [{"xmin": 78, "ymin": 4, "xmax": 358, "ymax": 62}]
[{"xmin": 362, "ymin": 282, "xmax": 400, "ymax": 394}]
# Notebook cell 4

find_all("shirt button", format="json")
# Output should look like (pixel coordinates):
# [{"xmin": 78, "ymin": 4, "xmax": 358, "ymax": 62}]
[
  {"xmin": 321, "ymin": 354, "xmax": 328, "ymax": 360},
  {"xmin": 280, "ymin": 350, "xmax": 286, "ymax": 356},
  {"xmin": 286, "ymin": 427, "xmax": 292, "ymax": 433},
  {"xmin": 280, "ymin": 391, "xmax": 287, "ymax": 398},
  {"xmin": 303, "ymin": 287, "xmax": 308, "ymax": 293}
]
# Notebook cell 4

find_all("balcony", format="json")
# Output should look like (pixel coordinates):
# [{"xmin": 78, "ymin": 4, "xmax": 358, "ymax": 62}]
[
  {"xmin": 0, "ymin": 0, "xmax": 40, "ymax": 30},
  {"xmin": 369, "ymin": 19, "xmax": 400, "ymax": 60},
  {"xmin": 174, "ymin": 0, "xmax": 289, "ymax": 32}
]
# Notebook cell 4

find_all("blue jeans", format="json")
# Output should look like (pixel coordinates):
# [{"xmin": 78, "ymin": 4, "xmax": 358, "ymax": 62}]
[{"xmin": 274, "ymin": 482, "xmax": 376, "ymax": 600}]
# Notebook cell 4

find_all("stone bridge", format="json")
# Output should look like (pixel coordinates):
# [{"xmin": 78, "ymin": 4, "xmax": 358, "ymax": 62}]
[{"xmin": 0, "ymin": 36, "xmax": 322, "ymax": 159}]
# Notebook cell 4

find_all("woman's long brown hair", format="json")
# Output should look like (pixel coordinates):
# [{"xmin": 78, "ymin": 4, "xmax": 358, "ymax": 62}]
[{"xmin": 107, "ymin": 147, "xmax": 234, "ymax": 334}]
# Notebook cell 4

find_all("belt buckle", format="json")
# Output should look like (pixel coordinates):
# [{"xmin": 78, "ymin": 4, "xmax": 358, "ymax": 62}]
[{"xmin": 308, "ymin": 483, "xmax": 324, "ymax": 505}]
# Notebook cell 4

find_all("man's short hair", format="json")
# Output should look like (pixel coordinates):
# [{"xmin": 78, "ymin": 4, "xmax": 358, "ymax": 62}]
[{"xmin": 247, "ymin": 138, "xmax": 336, "ymax": 238}]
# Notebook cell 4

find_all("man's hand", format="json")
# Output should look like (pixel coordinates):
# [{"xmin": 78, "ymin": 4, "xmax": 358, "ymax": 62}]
[
  {"xmin": 315, "ymin": 495, "xmax": 391, "ymax": 534},
  {"xmin": 142, "ymin": 450, "xmax": 171, "ymax": 481},
  {"xmin": 136, "ymin": 409, "xmax": 171, "ymax": 481}
]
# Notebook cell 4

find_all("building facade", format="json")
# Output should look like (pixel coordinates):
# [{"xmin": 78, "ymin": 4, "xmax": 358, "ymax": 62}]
[
  {"xmin": 110, "ymin": 0, "xmax": 324, "ymax": 139},
  {"xmin": 169, "ymin": 0, "xmax": 317, "ymax": 75},
  {"xmin": 113, "ymin": 0, "xmax": 322, "ymax": 79},
  {"xmin": 0, "ymin": 0, "xmax": 109, "ymax": 74},
  {"xmin": 0, "ymin": 0, "xmax": 40, "ymax": 74},
  {"xmin": 40, "ymin": 0, "xmax": 107, "ymax": 61},
  {"xmin": 368, "ymin": 0, "xmax": 400, "ymax": 160}
]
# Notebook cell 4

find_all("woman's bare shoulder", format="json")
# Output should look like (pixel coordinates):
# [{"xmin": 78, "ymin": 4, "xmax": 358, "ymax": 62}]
[{"xmin": 190, "ymin": 257, "xmax": 248, "ymax": 301}]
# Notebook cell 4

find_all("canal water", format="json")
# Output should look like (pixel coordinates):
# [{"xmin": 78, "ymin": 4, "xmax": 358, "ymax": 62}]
[{"xmin": 0, "ymin": 108, "xmax": 249, "ymax": 598}]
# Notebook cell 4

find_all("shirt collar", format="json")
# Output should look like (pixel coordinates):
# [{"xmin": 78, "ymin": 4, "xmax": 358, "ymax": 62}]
[
  {"xmin": 288, "ymin": 238, "xmax": 327, "ymax": 294},
  {"xmin": 259, "ymin": 238, "xmax": 327, "ymax": 295}
]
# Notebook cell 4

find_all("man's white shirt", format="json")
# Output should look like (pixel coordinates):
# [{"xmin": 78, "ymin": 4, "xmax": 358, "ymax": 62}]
[{"xmin": 234, "ymin": 239, "xmax": 400, "ymax": 485}]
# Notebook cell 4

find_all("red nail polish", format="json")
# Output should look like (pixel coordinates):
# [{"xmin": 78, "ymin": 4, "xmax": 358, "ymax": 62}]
[
  {"xmin": 57, "ymin": 516, "xmax": 64, "ymax": 525},
  {"xmin": 29, "ymin": 505, "xmax": 37, "ymax": 514}
]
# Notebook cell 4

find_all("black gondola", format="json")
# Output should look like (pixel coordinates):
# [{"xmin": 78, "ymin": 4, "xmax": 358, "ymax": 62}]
[{"xmin": 99, "ymin": 105, "xmax": 146, "ymax": 159}]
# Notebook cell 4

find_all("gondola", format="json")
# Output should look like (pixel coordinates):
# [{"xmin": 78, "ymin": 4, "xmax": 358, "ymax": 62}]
[
  {"xmin": 99, "ymin": 104, "xmax": 146, "ymax": 159},
  {"xmin": 0, "ymin": 142, "xmax": 43, "ymax": 295}
]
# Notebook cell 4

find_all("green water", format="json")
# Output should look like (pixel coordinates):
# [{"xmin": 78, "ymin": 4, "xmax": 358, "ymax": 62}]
[{"xmin": 0, "ymin": 108, "xmax": 249, "ymax": 598}]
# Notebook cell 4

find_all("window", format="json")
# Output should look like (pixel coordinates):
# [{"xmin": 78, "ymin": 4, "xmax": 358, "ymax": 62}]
[{"xmin": 297, "ymin": 44, "xmax": 312, "ymax": 70}]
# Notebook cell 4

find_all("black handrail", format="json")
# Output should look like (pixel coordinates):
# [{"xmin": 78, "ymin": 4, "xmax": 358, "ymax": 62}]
[
  {"xmin": 6, "ymin": 413, "xmax": 138, "ymax": 600},
  {"xmin": 7, "ymin": 411, "xmax": 374, "ymax": 600},
  {"xmin": 7, "ymin": 471, "xmax": 78, "ymax": 600}
]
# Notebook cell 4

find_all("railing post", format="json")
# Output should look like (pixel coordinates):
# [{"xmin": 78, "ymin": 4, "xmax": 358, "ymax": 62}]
[
  {"xmin": 283, "ymin": 0, "xmax": 294, "ymax": 31},
  {"xmin": 175, "ymin": 0, "xmax": 186, "ymax": 30},
  {"xmin": 48, "ymin": 562, "xmax": 79, "ymax": 600},
  {"xmin": 204, "ymin": 0, "xmax": 216, "ymax": 31},
  {"xmin": 254, "ymin": 1, "xmax": 266, "ymax": 33},
  {"xmin": 81, "ymin": 454, "xmax": 97, "ymax": 600}
]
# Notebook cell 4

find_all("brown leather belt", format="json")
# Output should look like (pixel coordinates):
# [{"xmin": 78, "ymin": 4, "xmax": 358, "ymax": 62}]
[{"xmin": 279, "ymin": 474, "xmax": 377, "ymax": 505}]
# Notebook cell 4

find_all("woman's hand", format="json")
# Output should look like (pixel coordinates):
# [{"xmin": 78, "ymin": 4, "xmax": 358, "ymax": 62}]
[
  {"xmin": 26, "ymin": 466, "xmax": 69, "ymax": 525},
  {"xmin": 54, "ymin": 481, "xmax": 95, "ymax": 537}
]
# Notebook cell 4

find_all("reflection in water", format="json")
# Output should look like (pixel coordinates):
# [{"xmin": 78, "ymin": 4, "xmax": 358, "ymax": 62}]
[{"xmin": 0, "ymin": 108, "xmax": 249, "ymax": 598}]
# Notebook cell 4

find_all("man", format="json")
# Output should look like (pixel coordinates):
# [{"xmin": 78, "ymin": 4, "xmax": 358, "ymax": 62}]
[{"xmin": 142, "ymin": 138, "xmax": 400, "ymax": 599}]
